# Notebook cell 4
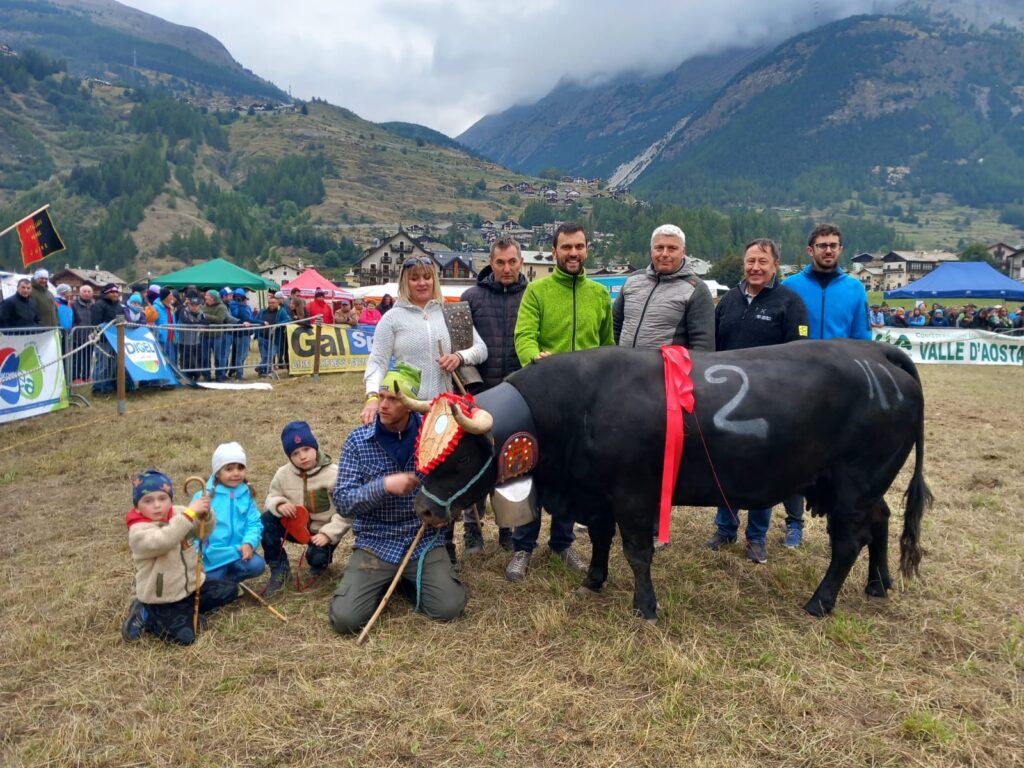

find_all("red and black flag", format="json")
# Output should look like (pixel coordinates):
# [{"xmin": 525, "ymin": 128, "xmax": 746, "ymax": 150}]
[{"xmin": 14, "ymin": 206, "xmax": 66, "ymax": 268}]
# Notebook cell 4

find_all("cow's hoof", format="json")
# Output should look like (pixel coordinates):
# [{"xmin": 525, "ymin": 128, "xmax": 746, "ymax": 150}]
[
  {"xmin": 575, "ymin": 585, "xmax": 602, "ymax": 599},
  {"xmin": 803, "ymin": 598, "xmax": 831, "ymax": 617},
  {"xmin": 864, "ymin": 580, "xmax": 888, "ymax": 599}
]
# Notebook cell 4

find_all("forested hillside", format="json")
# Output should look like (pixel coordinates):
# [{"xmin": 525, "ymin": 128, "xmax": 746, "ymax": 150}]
[{"xmin": 0, "ymin": 50, "xmax": 537, "ymax": 279}]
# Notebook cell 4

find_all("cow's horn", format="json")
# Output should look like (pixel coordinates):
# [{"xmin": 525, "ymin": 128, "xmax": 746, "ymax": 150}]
[
  {"xmin": 395, "ymin": 383, "xmax": 431, "ymax": 413},
  {"xmin": 451, "ymin": 402, "xmax": 493, "ymax": 435}
]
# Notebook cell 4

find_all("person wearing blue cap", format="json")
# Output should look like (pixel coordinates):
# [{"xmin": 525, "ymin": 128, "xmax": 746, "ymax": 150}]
[
  {"xmin": 122, "ymin": 469, "xmax": 238, "ymax": 645},
  {"xmin": 260, "ymin": 422, "xmax": 350, "ymax": 596},
  {"xmin": 228, "ymin": 288, "xmax": 254, "ymax": 378}
]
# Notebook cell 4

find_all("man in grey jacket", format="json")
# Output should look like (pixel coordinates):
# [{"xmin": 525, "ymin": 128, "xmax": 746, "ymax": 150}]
[{"xmin": 613, "ymin": 224, "xmax": 714, "ymax": 351}]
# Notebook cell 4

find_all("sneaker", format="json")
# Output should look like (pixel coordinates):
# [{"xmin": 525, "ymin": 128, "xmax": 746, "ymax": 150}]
[
  {"xmin": 553, "ymin": 545, "xmax": 588, "ymax": 575},
  {"xmin": 498, "ymin": 527, "xmax": 513, "ymax": 552},
  {"xmin": 653, "ymin": 537, "xmax": 669, "ymax": 551},
  {"xmin": 573, "ymin": 522, "xmax": 589, "ymax": 534},
  {"xmin": 262, "ymin": 562, "xmax": 290, "ymax": 597},
  {"xmin": 784, "ymin": 525, "xmax": 803, "ymax": 548},
  {"xmin": 504, "ymin": 551, "xmax": 531, "ymax": 582},
  {"xmin": 463, "ymin": 523, "xmax": 484, "ymax": 555},
  {"xmin": 122, "ymin": 600, "xmax": 148, "ymax": 641},
  {"xmin": 704, "ymin": 532, "xmax": 736, "ymax": 551},
  {"xmin": 746, "ymin": 541, "xmax": 768, "ymax": 564}
]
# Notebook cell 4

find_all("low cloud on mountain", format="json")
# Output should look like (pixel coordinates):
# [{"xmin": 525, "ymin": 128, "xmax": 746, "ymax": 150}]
[{"xmin": 126, "ymin": 0, "xmax": 898, "ymax": 135}]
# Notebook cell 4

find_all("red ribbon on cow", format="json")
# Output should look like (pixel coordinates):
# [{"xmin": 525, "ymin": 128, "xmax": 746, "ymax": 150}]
[{"xmin": 659, "ymin": 345, "xmax": 694, "ymax": 544}]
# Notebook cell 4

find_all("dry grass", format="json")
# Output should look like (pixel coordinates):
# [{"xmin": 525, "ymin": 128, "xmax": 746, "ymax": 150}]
[{"xmin": 1, "ymin": 366, "xmax": 1021, "ymax": 767}]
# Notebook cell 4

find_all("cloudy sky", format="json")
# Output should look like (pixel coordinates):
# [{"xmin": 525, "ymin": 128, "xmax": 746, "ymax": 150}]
[{"xmin": 122, "ymin": 0, "xmax": 895, "ymax": 137}]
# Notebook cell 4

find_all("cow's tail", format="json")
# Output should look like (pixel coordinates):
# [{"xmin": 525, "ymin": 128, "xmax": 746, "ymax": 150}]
[{"xmin": 885, "ymin": 346, "xmax": 933, "ymax": 579}]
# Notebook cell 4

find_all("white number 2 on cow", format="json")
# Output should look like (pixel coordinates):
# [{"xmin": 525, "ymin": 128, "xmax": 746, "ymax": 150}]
[{"xmin": 704, "ymin": 364, "xmax": 768, "ymax": 438}]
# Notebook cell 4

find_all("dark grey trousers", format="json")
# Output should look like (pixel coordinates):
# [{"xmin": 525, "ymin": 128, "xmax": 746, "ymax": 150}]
[{"xmin": 328, "ymin": 546, "xmax": 466, "ymax": 634}]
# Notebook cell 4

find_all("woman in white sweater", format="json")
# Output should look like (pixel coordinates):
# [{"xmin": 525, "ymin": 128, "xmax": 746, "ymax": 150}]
[{"xmin": 361, "ymin": 257, "xmax": 487, "ymax": 425}]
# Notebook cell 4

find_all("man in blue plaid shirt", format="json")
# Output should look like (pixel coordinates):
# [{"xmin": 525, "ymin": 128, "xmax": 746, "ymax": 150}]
[{"xmin": 329, "ymin": 364, "xmax": 467, "ymax": 634}]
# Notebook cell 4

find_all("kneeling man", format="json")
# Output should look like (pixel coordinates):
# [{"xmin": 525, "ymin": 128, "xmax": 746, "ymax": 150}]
[{"xmin": 329, "ymin": 364, "xmax": 466, "ymax": 634}]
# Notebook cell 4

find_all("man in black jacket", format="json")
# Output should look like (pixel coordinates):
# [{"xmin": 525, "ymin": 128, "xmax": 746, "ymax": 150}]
[
  {"xmin": 705, "ymin": 238, "xmax": 808, "ymax": 563},
  {"xmin": 0, "ymin": 279, "xmax": 39, "ymax": 329},
  {"xmin": 460, "ymin": 237, "xmax": 528, "ymax": 553},
  {"xmin": 90, "ymin": 283, "xmax": 123, "ymax": 393}
]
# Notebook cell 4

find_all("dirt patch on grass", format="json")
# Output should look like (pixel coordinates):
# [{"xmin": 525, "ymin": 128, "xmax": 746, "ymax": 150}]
[{"xmin": 0, "ymin": 366, "xmax": 1021, "ymax": 767}]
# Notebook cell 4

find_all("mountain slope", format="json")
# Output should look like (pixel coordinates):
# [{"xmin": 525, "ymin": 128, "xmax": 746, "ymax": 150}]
[
  {"xmin": 636, "ymin": 13, "xmax": 1024, "ymax": 208},
  {"xmin": 457, "ymin": 45, "xmax": 767, "ymax": 177},
  {"xmin": 0, "ymin": 0, "xmax": 285, "ymax": 100}
]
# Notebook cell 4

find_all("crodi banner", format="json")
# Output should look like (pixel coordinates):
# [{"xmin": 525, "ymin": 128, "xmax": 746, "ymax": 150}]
[
  {"xmin": 0, "ymin": 329, "xmax": 69, "ymax": 423},
  {"xmin": 286, "ymin": 324, "xmax": 374, "ymax": 374},
  {"xmin": 873, "ymin": 327, "xmax": 1024, "ymax": 366},
  {"xmin": 102, "ymin": 325, "xmax": 177, "ymax": 383}
]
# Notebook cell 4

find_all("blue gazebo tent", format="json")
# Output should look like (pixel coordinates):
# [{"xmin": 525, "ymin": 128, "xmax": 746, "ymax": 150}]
[{"xmin": 885, "ymin": 261, "xmax": 1024, "ymax": 300}]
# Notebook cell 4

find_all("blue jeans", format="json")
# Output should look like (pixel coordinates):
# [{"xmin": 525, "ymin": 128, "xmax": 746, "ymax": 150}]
[
  {"xmin": 214, "ymin": 334, "xmax": 231, "ymax": 381},
  {"xmin": 232, "ymin": 331, "xmax": 250, "ymax": 377},
  {"xmin": 256, "ymin": 335, "xmax": 274, "ymax": 375},
  {"xmin": 715, "ymin": 506, "xmax": 770, "ymax": 545},
  {"xmin": 512, "ymin": 511, "xmax": 575, "ymax": 554},
  {"xmin": 205, "ymin": 553, "xmax": 266, "ymax": 583},
  {"xmin": 782, "ymin": 494, "xmax": 803, "ymax": 529}
]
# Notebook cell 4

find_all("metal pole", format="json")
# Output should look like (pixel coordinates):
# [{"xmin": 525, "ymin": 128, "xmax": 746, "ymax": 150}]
[
  {"xmin": 116, "ymin": 318, "xmax": 126, "ymax": 415},
  {"xmin": 311, "ymin": 320, "xmax": 322, "ymax": 382}
]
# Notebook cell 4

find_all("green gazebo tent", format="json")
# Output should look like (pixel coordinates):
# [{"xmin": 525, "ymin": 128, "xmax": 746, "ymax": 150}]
[{"xmin": 153, "ymin": 258, "xmax": 279, "ymax": 291}]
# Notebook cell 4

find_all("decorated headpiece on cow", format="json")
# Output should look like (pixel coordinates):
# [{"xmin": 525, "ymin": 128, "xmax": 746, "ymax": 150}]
[{"xmin": 395, "ymin": 385, "xmax": 494, "ymax": 473}]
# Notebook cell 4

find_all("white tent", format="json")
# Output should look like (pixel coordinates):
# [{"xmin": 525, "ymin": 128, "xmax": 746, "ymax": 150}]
[
  {"xmin": 350, "ymin": 282, "xmax": 469, "ymax": 302},
  {"xmin": 703, "ymin": 279, "xmax": 730, "ymax": 297}
]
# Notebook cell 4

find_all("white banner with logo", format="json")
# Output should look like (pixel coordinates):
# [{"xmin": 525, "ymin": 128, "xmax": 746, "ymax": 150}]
[
  {"xmin": 872, "ymin": 327, "xmax": 1024, "ymax": 365},
  {"xmin": 0, "ymin": 329, "xmax": 69, "ymax": 423}
]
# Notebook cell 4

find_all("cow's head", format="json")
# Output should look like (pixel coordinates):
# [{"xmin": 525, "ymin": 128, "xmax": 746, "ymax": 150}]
[{"xmin": 396, "ymin": 387, "xmax": 498, "ymax": 525}]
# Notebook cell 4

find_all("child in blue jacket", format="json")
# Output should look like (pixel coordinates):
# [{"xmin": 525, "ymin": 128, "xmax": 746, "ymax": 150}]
[{"xmin": 192, "ymin": 441, "xmax": 265, "ymax": 584}]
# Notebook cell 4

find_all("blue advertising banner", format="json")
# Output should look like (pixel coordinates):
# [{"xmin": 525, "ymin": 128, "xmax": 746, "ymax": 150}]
[{"xmin": 102, "ymin": 325, "xmax": 177, "ymax": 383}]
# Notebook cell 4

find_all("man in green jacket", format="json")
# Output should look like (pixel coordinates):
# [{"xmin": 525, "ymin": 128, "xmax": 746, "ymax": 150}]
[
  {"xmin": 506, "ymin": 222, "xmax": 614, "ymax": 582},
  {"xmin": 30, "ymin": 268, "xmax": 59, "ymax": 329}
]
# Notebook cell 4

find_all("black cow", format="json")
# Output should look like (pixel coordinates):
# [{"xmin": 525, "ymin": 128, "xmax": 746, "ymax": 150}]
[{"xmin": 406, "ymin": 339, "xmax": 932, "ymax": 620}]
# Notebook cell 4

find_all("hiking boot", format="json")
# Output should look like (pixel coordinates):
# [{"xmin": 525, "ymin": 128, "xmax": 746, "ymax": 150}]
[
  {"xmin": 504, "ymin": 551, "xmax": 531, "ymax": 582},
  {"xmin": 463, "ymin": 523, "xmax": 484, "ymax": 555},
  {"xmin": 262, "ymin": 562, "xmax": 290, "ymax": 597},
  {"xmin": 498, "ymin": 527, "xmax": 513, "ymax": 551},
  {"xmin": 553, "ymin": 545, "xmax": 588, "ymax": 575},
  {"xmin": 704, "ymin": 532, "xmax": 736, "ymax": 551},
  {"xmin": 784, "ymin": 525, "xmax": 803, "ymax": 549},
  {"xmin": 746, "ymin": 541, "xmax": 768, "ymax": 564},
  {"xmin": 122, "ymin": 599, "xmax": 148, "ymax": 641}
]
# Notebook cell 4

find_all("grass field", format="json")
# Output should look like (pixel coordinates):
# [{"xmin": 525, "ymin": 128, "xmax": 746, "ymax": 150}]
[{"xmin": 1, "ymin": 364, "xmax": 1021, "ymax": 767}]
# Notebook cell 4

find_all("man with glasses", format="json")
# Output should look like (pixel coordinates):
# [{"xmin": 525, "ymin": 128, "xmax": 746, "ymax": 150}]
[{"xmin": 781, "ymin": 224, "xmax": 870, "ymax": 547}]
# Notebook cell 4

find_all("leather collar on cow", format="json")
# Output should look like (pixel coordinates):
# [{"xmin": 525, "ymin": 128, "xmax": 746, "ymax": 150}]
[{"xmin": 475, "ymin": 382, "xmax": 540, "ymax": 482}]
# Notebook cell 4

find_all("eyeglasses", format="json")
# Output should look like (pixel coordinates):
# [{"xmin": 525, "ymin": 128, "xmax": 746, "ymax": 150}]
[
  {"xmin": 813, "ymin": 242, "xmax": 842, "ymax": 252},
  {"xmin": 401, "ymin": 257, "xmax": 434, "ymax": 270}
]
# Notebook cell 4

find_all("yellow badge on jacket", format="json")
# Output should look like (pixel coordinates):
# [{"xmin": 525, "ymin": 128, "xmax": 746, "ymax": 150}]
[{"xmin": 798, "ymin": 325, "xmax": 809, "ymax": 337}]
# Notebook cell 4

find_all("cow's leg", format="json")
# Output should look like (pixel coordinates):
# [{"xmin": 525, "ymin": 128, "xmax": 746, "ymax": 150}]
[
  {"xmin": 805, "ymin": 503, "xmax": 870, "ymax": 617},
  {"xmin": 620, "ymin": 525, "xmax": 657, "ymax": 622},
  {"xmin": 581, "ymin": 510, "xmax": 614, "ymax": 594},
  {"xmin": 865, "ymin": 500, "xmax": 894, "ymax": 599}
]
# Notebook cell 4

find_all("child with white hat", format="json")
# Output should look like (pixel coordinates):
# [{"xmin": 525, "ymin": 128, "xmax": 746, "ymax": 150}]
[{"xmin": 190, "ymin": 442, "xmax": 265, "ymax": 584}]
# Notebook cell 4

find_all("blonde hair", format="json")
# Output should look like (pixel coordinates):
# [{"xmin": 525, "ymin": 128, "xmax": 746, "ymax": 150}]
[{"xmin": 397, "ymin": 259, "xmax": 443, "ymax": 303}]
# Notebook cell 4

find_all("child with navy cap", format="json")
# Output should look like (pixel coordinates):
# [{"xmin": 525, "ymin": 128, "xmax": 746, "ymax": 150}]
[
  {"xmin": 261, "ymin": 421, "xmax": 350, "ymax": 596},
  {"xmin": 122, "ymin": 469, "xmax": 238, "ymax": 644}
]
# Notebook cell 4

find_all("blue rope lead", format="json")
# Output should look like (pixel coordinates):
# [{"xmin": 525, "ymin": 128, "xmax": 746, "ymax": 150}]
[{"xmin": 415, "ymin": 527, "xmax": 444, "ymax": 613}]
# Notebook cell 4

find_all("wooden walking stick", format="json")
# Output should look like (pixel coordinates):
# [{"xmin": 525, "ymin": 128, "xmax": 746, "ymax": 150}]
[
  {"xmin": 356, "ymin": 521, "xmax": 428, "ymax": 645},
  {"xmin": 184, "ymin": 476, "xmax": 208, "ymax": 636},
  {"xmin": 238, "ymin": 582, "xmax": 289, "ymax": 623}
]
